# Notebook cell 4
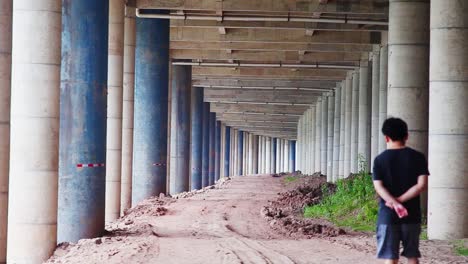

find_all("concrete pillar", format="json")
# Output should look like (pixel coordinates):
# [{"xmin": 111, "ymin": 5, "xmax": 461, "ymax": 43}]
[
  {"xmin": 315, "ymin": 101, "xmax": 322, "ymax": 172},
  {"xmin": 289, "ymin": 141, "xmax": 296, "ymax": 172},
  {"xmin": 245, "ymin": 133, "xmax": 251, "ymax": 174},
  {"xmin": 237, "ymin": 130, "xmax": 244, "ymax": 176},
  {"xmin": 8, "ymin": 0, "xmax": 60, "ymax": 261},
  {"xmin": 388, "ymin": 0, "xmax": 429, "ymax": 154},
  {"xmin": 231, "ymin": 129, "xmax": 236, "ymax": 176},
  {"xmin": 371, "ymin": 48, "xmax": 380, "ymax": 168},
  {"xmin": 252, "ymin": 135, "xmax": 259, "ymax": 174},
  {"xmin": 190, "ymin": 87, "xmax": 203, "ymax": 190},
  {"xmin": 270, "ymin": 138, "xmax": 276, "ymax": 173},
  {"xmin": 132, "ymin": 14, "xmax": 169, "ymax": 203},
  {"xmin": 343, "ymin": 74, "xmax": 353, "ymax": 177},
  {"xmin": 272, "ymin": 138, "xmax": 277, "ymax": 173},
  {"xmin": 389, "ymin": 0, "xmax": 430, "ymax": 214},
  {"xmin": 265, "ymin": 137, "xmax": 271, "ymax": 173},
  {"xmin": 224, "ymin": 126, "xmax": 231, "ymax": 177},
  {"xmin": 428, "ymin": 0, "xmax": 468, "ymax": 239},
  {"xmin": 303, "ymin": 111, "xmax": 309, "ymax": 174},
  {"xmin": 370, "ymin": 48, "xmax": 380, "ymax": 156},
  {"xmin": 58, "ymin": 1, "xmax": 109, "ymax": 243},
  {"xmin": 215, "ymin": 121, "xmax": 221, "ymax": 181},
  {"xmin": 378, "ymin": 45, "xmax": 388, "ymax": 153},
  {"xmin": 279, "ymin": 139, "xmax": 283, "ymax": 172},
  {"xmin": 327, "ymin": 93, "xmax": 335, "ymax": 181},
  {"xmin": 105, "ymin": 0, "xmax": 125, "ymax": 222},
  {"xmin": 208, "ymin": 113, "xmax": 216, "ymax": 184},
  {"xmin": 245, "ymin": 132, "xmax": 249, "ymax": 174},
  {"xmin": 0, "ymin": 0, "xmax": 11, "ymax": 261},
  {"xmin": 321, "ymin": 96, "xmax": 328, "ymax": 174},
  {"xmin": 201, "ymin": 103, "xmax": 210, "ymax": 187},
  {"xmin": 333, "ymin": 84, "xmax": 341, "ymax": 182},
  {"xmin": 339, "ymin": 81, "xmax": 346, "ymax": 179},
  {"xmin": 350, "ymin": 70, "xmax": 360, "ymax": 173},
  {"xmin": 358, "ymin": 63, "xmax": 370, "ymax": 172},
  {"xmin": 258, "ymin": 136, "xmax": 263, "ymax": 173},
  {"xmin": 169, "ymin": 65, "xmax": 191, "ymax": 194},
  {"xmin": 283, "ymin": 140, "xmax": 289, "ymax": 172},
  {"xmin": 297, "ymin": 120, "xmax": 302, "ymax": 171},
  {"xmin": 309, "ymin": 108, "xmax": 316, "ymax": 174},
  {"xmin": 121, "ymin": 6, "xmax": 136, "ymax": 214}
]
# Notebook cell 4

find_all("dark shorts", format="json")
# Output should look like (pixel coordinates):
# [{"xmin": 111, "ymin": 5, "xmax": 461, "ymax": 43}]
[{"xmin": 376, "ymin": 224, "xmax": 421, "ymax": 259}]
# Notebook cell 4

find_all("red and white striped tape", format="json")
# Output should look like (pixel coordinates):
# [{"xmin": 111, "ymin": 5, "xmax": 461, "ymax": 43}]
[{"xmin": 77, "ymin": 163, "xmax": 105, "ymax": 168}]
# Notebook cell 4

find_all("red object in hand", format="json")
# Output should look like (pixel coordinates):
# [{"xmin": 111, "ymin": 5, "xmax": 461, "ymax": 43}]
[
  {"xmin": 385, "ymin": 201, "xmax": 408, "ymax": 218},
  {"xmin": 394, "ymin": 204, "xmax": 408, "ymax": 218}
]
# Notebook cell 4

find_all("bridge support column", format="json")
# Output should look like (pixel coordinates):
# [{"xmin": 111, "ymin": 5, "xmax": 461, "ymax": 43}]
[
  {"xmin": 58, "ymin": 0, "xmax": 109, "ymax": 243},
  {"xmin": 371, "ymin": 48, "xmax": 380, "ymax": 168},
  {"xmin": 428, "ymin": 0, "xmax": 468, "ymax": 239},
  {"xmin": 169, "ymin": 65, "xmax": 191, "ymax": 194},
  {"xmin": 333, "ymin": 84, "xmax": 342, "ymax": 182},
  {"xmin": 224, "ymin": 126, "xmax": 231, "ymax": 177},
  {"xmin": 121, "ymin": 6, "xmax": 136, "ymax": 214},
  {"xmin": 315, "ymin": 100, "xmax": 322, "ymax": 172},
  {"xmin": 209, "ymin": 113, "xmax": 216, "ymax": 184},
  {"xmin": 327, "ymin": 93, "xmax": 335, "ymax": 181},
  {"xmin": 358, "ymin": 63, "xmax": 370, "ymax": 172},
  {"xmin": 0, "ymin": 0, "xmax": 11, "ymax": 262},
  {"xmin": 350, "ymin": 71, "xmax": 360, "ymax": 173},
  {"xmin": 105, "ymin": 0, "xmax": 125, "ymax": 222},
  {"xmin": 202, "ymin": 103, "xmax": 210, "ymax": 187},
  {"xmin": 191, "ymin": 87, "xmax": 203, "ymax": 190},
  {"xmin": 343, "ymin": 74, "xmax": 353, "ymax": 177},
  {"xmin": 8, "ymin": 0, "xmax": 60, "ymax": 261},
  {"xmin": 132, "ymin": 13, "xmax": 169, "ymax": 203}
]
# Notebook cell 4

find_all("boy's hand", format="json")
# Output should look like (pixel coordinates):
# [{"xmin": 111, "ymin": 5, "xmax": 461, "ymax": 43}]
[{"xmin": 385, "ymin": 201, "xmax": 408, "ymax": 218}]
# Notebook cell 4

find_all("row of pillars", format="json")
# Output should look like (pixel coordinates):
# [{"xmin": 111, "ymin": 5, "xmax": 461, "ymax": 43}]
[
  {"xmin": 296, "ymin": 0, "xmax": 467, "ymax": 241},
  {"xmin": 297, "ymin": 53, "xmax": 379, "ymax": 180},
  {"xmin": 0, "ymin": 1, "xmax": 299, "ymax": 262},
  {"xmin": 229, "ymin": 134, "xmax": 296, "ymax": 177}
]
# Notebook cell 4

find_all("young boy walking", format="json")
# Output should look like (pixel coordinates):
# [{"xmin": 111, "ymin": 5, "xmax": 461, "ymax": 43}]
[{"xmin": 372, "ymin": 118, "xmax": 429, "ymax": 264}]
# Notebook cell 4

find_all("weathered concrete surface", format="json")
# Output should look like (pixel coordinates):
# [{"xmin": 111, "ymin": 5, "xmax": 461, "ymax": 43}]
[
  {"xmin": 428, "ymin": 0, "xmax": 468, "ymax": 240},
  {"xmin": 0, "ymin": 0, "xmax": 11, "ymax": 262},
  {"xmin": 121, "ymin": 6, "xmax": 136, "ymax": 214},
  {"xmin": 7, "ymin": 0, "xmax": 61, "ymax": 262},
  {"xmin": 106, "ymin": 0, "xmax": 125, "ymax": 223}
]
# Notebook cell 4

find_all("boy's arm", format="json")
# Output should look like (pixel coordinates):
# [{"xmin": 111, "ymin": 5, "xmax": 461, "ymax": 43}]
[
  {"xmin": 373, "ymin": 180, "xmax": 399, "ymax": 205},
  {"xmin": 396, "ymin": 175, "xmax": 428, "ymax": 203},
  {"xmin": 373, "ymin": 180, "xmax": 408, "ymax": 218}
]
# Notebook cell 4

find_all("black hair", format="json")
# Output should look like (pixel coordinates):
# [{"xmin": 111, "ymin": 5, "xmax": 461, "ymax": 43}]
[{"xmin": 381, "ymin": 117, "xmax": 408, "ymax": 142}]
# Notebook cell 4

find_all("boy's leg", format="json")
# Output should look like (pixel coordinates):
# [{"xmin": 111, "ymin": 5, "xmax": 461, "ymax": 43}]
[
  {"xmin": 376, "ymin": 225, "xmax": 401, "ymax": 262},
  {"xmin": 401, "ymin": 224, "xmax": 421, "ymax": 261}
]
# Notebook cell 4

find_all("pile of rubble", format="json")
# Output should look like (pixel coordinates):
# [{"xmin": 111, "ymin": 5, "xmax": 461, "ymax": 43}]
[{"xmin": 262, "ymin": 173, "xmax": 345, "ymax": 238}]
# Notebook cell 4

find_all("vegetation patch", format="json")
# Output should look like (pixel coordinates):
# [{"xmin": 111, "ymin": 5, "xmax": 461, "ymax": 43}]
[
  {"xmin": 304, "ymin": 172, "xmax": 378, "ymax": 232},
  {"xmin": 284, "ymin": 175, "xmax": 299, "ymax": 183},
  {"xmin": 454, "ymin": 239, "xmax": 468, "ymax": 256}
]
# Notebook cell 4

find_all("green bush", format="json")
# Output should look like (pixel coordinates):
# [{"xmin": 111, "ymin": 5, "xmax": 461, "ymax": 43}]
[
  {"xmin": 304, "ymin": 164, "xmax": 378, "ymax": 232},
  {"xmin": 284, "ymin": 176, "xmax": 298, "ymax": 183}
]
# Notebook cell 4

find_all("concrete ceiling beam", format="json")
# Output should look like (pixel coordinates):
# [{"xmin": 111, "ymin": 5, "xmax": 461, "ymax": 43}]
[
  {"xmin": 170, "ymin": 49, "xmax": 362, "ymax": 63},
  {"xmin": 136, "ymin": 0, "xmax": 387, "ymax": 14},
  {"xmin": 171, "ymin": 41, "xmax": 374, "ymax": 53},
  {"xmin": 193, "ymin": 79, "xmax": 339, "ymax": 89},
  {"xmin": 210, "ymin": 103, "xmax": 308, "ymax": 115},
  {"xmin": 170, "ymin": 27, "xmax": 373, "ymax": 44},
  {"xmin": 169, "ymin": 20, "xmax": 387, "ymax": 32},
  {"xmin": 192, "ymin": 66, "xmax": 348, "ymax": 80}
]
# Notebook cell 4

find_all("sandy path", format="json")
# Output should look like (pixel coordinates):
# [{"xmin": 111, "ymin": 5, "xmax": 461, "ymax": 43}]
[{"xmin": 47, "ymin": 175, "xmax": 379, "ymax": 264}]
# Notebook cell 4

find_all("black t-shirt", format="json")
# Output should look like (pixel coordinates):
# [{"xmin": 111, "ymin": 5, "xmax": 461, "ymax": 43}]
[{"xmin": 372, "ymin": 147, "xmax": 430, "ymax": 225}]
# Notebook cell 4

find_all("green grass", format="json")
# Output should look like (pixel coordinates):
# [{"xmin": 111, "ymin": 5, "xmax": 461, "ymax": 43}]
[
  {"xmin": 304, "ymin": 172, "xmax": 378, "ymax": 232},
  {"xmin": 284, "ymin": 176, "xmax": 299, "ymax": 183},
  {"xmin": 454, "ymin": 240, "xmax": 468, "ymax": 256}
]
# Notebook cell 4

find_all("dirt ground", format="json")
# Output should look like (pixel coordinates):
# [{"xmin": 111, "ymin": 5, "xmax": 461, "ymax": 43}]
[{"xmin": 46, "ymin": 174, "xmax": 467, "ymax": 264}]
